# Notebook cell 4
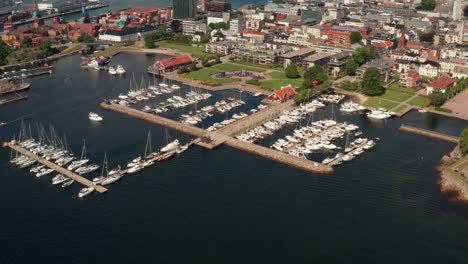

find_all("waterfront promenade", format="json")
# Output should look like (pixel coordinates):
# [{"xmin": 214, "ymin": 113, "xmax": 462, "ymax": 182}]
[
  {"xmin": 6, "ymin": 143, "xmax": 108, "ymax": 193},
  {"xmin": 100, "ymin": 102, "xmax": 333, "ymax": 174}
]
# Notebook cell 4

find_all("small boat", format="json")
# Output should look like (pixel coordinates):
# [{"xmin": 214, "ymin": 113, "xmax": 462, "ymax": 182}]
[
  {"xmin": 78, "ymin": 187, "xmax": 94, "ymax": 198},
  {"xmin": 127, "ymin": 163, "xmax": 144, "ymax": 174},
  {"xmin": 176, "ymin": 144, "xmax": 189, "ymax": 154},
  {"xmin": 116, "ymin": 65, "xmax": 126, "ymax": 74},
  {"xmin": 61, "ymin": 179, "xmax": 75, "ymax": 188},
  {"xmin": 161, "ymin": 139, "xmax": 179, "ymax": 152},
  {"xmin": 418, "ymin": 108, "xmax": 428, "ymax": 113},
  {"xmin": 0, "ymin": 122, "xmax": 5, "ymax": 126},
  {"xmin": 75, "ymin": 164, "xmax": 100, "ymax": 175},
  {"xmin": 89, "ymin": 112, "xmax": 103, "ymax": 122},
  {"xmin": 36, "ymin": 168, "xmax": 54, "ymax": 177},
  {"xmin": 159, "ymin": 150, "xmax": 176, "ymax": 161},
  {"xmin": 108, "ymin": 67, "xmax": 117, "ymax": 75},
  {"xmin": 127, "ymin": 156, "xmax": 141, "ymax": 167},
  {"xmin": 253, "ymin": 92, "xmax": 262, "ymax": 97}
]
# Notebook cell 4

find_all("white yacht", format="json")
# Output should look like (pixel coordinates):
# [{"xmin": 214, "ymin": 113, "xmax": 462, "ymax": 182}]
[
  {"xmin": 127, "ymin": 163, "xmax": 144, "ymax": 174},
  {"xmin": 108, "ymin": 67, "xmax": 117, "ymax": 75},
  {"xmin": 61, "ymin": 179, "xmax": 74, "ymax": 188},
  {"xmin": 367, "ymin": 109, "xmax": 391, "ymax": 120},
  {"xmin": 78, "ymin": 187, "xmax": 94, "ymax": 198},
  {"xmin": 116, "ymin": 65, "xmax": 126, "ymax": 74},
  {"xmin": 75, "ymin": 164, "xmax": 100, "ymax": 175},
  {"xmin": 161, "ymin": 139, "xmax": 180, "ymax": 152},
  {"xmin": 127, "ymin": 156, "xmax": 141, "ymax": 167},
  {"xmin": 36, "ymin": 168, "xmax": 54, "ymax": 178},
  {"xmin": 89, "ymin": 112, "xmax": 103, "ymax": 122}
]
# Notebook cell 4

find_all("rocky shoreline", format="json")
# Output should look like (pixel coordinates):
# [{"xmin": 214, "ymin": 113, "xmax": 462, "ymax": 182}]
[{"xmin": 438, "ymin": 145, "xmax": 468, "ymax": 203}]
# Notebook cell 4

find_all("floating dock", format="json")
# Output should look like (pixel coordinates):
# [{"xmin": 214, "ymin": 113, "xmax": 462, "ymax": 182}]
[
  {"xmin": 399, "ymin": 124, "xmax": 460, "ymax": 143},
  {"xmin": 6, "ymin": 143, "xmax": 108, "ymax": 193},
  {"xmin": 100, "ymin": 102, "xmax": 334, "ymax": 174}
]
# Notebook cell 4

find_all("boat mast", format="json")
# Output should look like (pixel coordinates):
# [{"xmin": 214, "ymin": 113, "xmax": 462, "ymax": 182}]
[
  {"xmin": 101, "ymin": 152, "xmax": 108, "ymax": 177},
  {"xmin": 80, "ymin": 139, "xmax": 86, "ymax": 160},
  {"xmin": 144, "ymin": 130, "xmax": 152, "ymax": 157}
]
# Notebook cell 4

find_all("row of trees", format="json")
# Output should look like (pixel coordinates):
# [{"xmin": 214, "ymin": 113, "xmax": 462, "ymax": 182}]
[
  {"xmin": 209, "ymin": 22, "xmax": 229, "ymax": 30},
  {"xmin": 345, "ymin": 47, "xmax": 378, "ymax": 75},
  {"xmin": 417, "ymin": 0, "xmax": 436, "ymax": 11},
  {"xmin": 0, "ymin": 40, "xmax": 12, "ymax": 65},
  {"xmin": 461, "ymin": 128, "xmax": 468, "ymax": 156},
  {"xmin": 429, "ymin": 78, "xmax": 468, "ymax": 107}
]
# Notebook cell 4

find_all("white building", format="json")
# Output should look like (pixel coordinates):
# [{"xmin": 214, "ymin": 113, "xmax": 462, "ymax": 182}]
[
  {"xmin": 229, "ymin": 17, "xmax": 245, "ymax": 34},
  {"xmin": 418, "ymin": 62, "xmax": 440, "ymax": 78}
]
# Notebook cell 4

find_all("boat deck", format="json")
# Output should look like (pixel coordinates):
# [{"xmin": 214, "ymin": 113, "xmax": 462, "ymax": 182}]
[{"xmin": 6, "ymin": 143, "xmax": 108, "ymax": 193}]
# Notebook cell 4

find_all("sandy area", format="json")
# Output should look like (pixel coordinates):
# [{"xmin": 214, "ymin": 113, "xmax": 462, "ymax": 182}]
[{"xmin": 443, "ymin": 89, "xmax": 468, "ymax": 120}]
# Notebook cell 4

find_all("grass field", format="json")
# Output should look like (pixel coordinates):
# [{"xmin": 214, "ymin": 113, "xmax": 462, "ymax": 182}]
[
  {"xmin": 211, "ymin": 63, "xmax": 265, "ymax": 72},
  {"xmin": 157, "ymin": 41, "xmax": 218, "ymax": 60},
  {"xmin": 230, "ymin": 60, "xmax": 274, "ymax": 70},
  {"xmin": 260, "ymin": 79, "xmax": 304, "ymax": 90},
  {"xmin": 378, "ymin": 90, "xmax": 413, "ymax": 102},
  {"xmin": 267, "ymin": 71, "xmax": 289, "ymax": 79},
  {"xmin": 92, "ymin": 45, "xmax": 127, "ymax": 57},
  {"xmin": 408, "ymin": 96, "xmax": 430, "ymax": 107},
  {"xmin": 186, "ymin": 68, "xmax": 239, "ymax": 85},
  {"xmin": 59, "ymin": 44, "xmax": 86, "ymax": 55},
  {"xmin": 363, "ymin": 97, "xmax": 399, "ymax": 110}
]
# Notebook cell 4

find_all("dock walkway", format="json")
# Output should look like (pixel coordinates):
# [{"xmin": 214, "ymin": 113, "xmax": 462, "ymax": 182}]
[
  {"xmin": 399, "ymin": 124, "xmax": 460, "ymax": 143},
  {"xmin": 7, "ymin": 143, "xmax": 108, "ymax": 193},
  {"xmin": 101, "ymin": 102, "xmax": 334, "ymax": 174}
]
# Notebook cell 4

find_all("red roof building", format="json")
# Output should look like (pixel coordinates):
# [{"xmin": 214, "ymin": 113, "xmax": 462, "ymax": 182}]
[
  {"xmin": 402, "ymin": 70, "xmax": 421, "ymax": 88},
  {"xmin": 150, "ymin": 55, "xmax": 193, "ymax": 75},
  {"xmin": 267, "ymin": 85, "xmax": 297, "ymax": 101},
  {"xmin": 426, "ymin": 76, "xmax": 457, "ymax": 94}
]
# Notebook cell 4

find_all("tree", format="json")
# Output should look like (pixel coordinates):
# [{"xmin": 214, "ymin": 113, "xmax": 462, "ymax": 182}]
[
  {"xmin": 78, "ymin": 33, "xmax": 95, "ymax": 43},
  {"xmin": 170, "ymin": 20, "xmax": 182, "ymax": 32},
  {"xmin": 361, "ymin": 67, "xmax": 384, "ymax": 96},
  {"xmin": 0, "ymin": 40, "xmax": 12, "ymax": 65},
  {"xmin": 303, "ymin": 65, "xmax": 328, "ymax": 84},
  {"xmin": 22, "ymin": 37, "xmax": 32, "ymax": 48},
  {"xmin": 460, "ymin": 128, "xmax": 468, "ymax": 155},
  {"xmin": 209, "ymin": 22, "xmax": 229, "ymax": 30},
  {"xmin": 189, "ymin": 62, "xmax": 198, "ymax": 71},
  {"xmin": 418, "ymin": 0, "xmax": 436, "ymax": 10},
  {"xmin": 144, "ymin": 35, "xmax": 155, "ymax": 48},
  {"xmin": 345, "ymin": 58, "xmax": 358, "ymax": 75},
  {"xmin": 341, "ymin": 81, "xmax": 359, "ymax": 91},
  {"xmin": 429, "ymin": 90, "xmax": 446, "ymax": 107},
  {"xmin": 354, "ymin": 47, "xmax": 378, "ymax": 65},
  {"xmin": 285, "ymin": 64, "xmax": 300, "ymax": 79},
  {"xmin": 350, "ymin": 32, "xmax": 362, "ymax": 45},
  {"xmin": 419, "ymin": 31, "xmax": 435, "ymax": 43}
]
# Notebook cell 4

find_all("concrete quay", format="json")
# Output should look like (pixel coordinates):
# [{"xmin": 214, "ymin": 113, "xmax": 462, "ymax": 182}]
[{"xmin": 399, "ymin": 124, "xmax": 460, "ymax": 143}]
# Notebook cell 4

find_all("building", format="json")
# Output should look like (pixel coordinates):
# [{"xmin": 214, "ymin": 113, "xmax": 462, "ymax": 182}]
[
  {"xmin": 267, "ymin": 85, "xmax": 297, "ymax": 102},
  {"xmin": 426, "ymin": 76, "xmax": 457, "ymax": 95},
  {"xmin": 242, "ymin": 29, "xmax": 268, "ymax": 43},
  {"xmin": 328, "ymin": 52, "xmax": 353, "ymax": 78},
  {"xmin": 418, "ymin": 61, "xmax": 440, "ymax": 78},
  {"xmin": 173, "ymin": 0, "xmax": 197, "ymax": 19},
  {"xmin": 181, "ymin": 19, "xmax": 204, "ymax": 35},
  {"xmin": 207, "ymin": 12, "xmax": 230, "ymax": 25},
  {"xmin": 279, "ymin": 48, "xmax": 316, "ymax": 68},
  {"xmin": 357, "ymin": 59, "xmax": 392, "ymax": 83},
  {"xmin": 233, "ymin": 44, "xmax": 292, "ymax": 65},
  {"xmin": 303, "ymin": 52, "xmax": 333, "ymax": 69},
  {"xmin": 148, "ymin": 55, "xmax": 193, "ymax": 75},
  {"xmin": 229, "ymin": 17, "xmax": 245, "ymax": 34},
  {"xmin": 402, "ymin": 70, "xmax": 421, "ymax": 88},
  {"xmin": 205, "ymin": 40, "xmax": 236, "ymax": 55},
  {"xmin": 325, "ymin": 26, "xmax": 359, "ymax": 47},
  {"xmin": 87, "ymin": 56, "xmax": 110, "ymax": 67},
  {"xmin": 206, "ymin": 0, "xmax": 231, "ymax": 12}
]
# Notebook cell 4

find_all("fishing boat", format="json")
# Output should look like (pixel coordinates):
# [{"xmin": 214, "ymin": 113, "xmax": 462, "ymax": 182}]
[
  {"xmin": 78, "ymin": 187, "xmax": 94, "ymax": 198},
  {"xmin": 61, "ymin": 179, "xmax": 74, "ymax": 188},
  {"xmin": 116, "ymin": 65, "xmax": 126, "ymax": 74},
  {"xmin": 89, "ymin": 112, "xmax": 103, "ymax": 122}
]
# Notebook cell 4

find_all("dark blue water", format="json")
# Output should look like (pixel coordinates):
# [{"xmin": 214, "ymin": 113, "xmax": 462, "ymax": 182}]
[{"xmin": 1, "ymin": 44, "xmax": 468, "ymax": 264}]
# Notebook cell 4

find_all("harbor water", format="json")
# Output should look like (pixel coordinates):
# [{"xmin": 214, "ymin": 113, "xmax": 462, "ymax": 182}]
[{"xmin": 1, "ymin": 53, "xmax": 468, "ymax": 263}]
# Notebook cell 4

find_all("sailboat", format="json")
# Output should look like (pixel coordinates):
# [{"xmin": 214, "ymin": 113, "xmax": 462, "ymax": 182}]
[
  {"xmin": 144, "ymin": 130, "xmax": 154, "ymax": 160},
  {"xmin": 92, "ymin": 152, "xmax": 108, "ymax": 184},
  {"xmin": 161, "ymin": 129, "xmax": 179, "ymax": 152},
  {"xmin": 344, "ymin": 131, "xmax": 353, "ymax": 153},
  {"xmin": 67, "ymin": 140, "xmax": 89, "ymax": 171}
]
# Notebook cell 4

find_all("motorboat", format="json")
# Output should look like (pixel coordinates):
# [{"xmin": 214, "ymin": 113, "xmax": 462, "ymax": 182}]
[
  {"xmin": 127, "ymin": 156, "xmax": 141, "ymax": 167},
  {"xmin": 61, "ymin": 179, "xmax": 74, "ymax": 188},
  {"xmin": 108, "ymin": 67, "xmax": 117, "ymax": 75},
  {"xmin": 36, "ymin": 168, "xmax": 54, "ymax": 177},
  {"xmin": 171, "ymin": 84, "xmax": 180, "ymax": 89},
  {"xmin": 116, "ymin": 65, "xmax": 126, "ymax": 74},
  {"xmin": 127, "ymin": 164, "xmax": 144, "ymax": 174},
  {"xmin": 89, "ymin": 112, "xmax": 103, "ymax": 122},
  {"xmin": 176, "ymin": 144, "xmax": 189, "ymax": 154},
  {"xmin": 78, "ymin": 187, "xmax": 94, "ymax": 198},
  {"xmin": 75, "ymin": 164, "xmax": 100, "ymax": 175},
  {"xmin": 30, "ymin": 164, "xmax": 45, "ymax": 173},
  {"xmin": 52, "ymin": 175, "xmax": 69, "ymax": 185}
]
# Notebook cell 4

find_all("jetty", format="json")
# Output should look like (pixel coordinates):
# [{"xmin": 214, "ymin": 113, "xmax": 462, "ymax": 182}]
[
  {"xmin": 6, "ymin": 143, "xmax": 108, "ymax": 193},
  {"xmin": 0, "ymin": 92, "xmax": 27, "ymax": 106},
  {"xmin": 100, "ymin": 102, "xmax": 334, "ymax": 174},
  {"xmin": 399, "ymin": 124, "xmax": 460, "ymax": 143}
]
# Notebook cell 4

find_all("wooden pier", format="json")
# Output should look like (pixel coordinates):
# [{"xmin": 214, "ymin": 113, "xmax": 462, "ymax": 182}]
[
  {"xmin": 399, "ymin": 124, "xmax": 460, "ymax": 143},
  {"xmin": 6, "ymin": 143, "xmax": 108, "ymax": 193},
  {"xmin": 101, "ymin": 102, "xmax": 334, "ymax": 174}
]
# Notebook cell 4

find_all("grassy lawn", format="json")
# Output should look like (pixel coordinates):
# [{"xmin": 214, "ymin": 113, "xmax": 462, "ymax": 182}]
[
  {"xmin": 378, "ymin": 90, "xmax": 413, "ymax": 102},
  {"xmin": 267, "ymin": 71, "xmax": 289, "ymax": 79},
  {"xmin": 260, "ymin": 79, "xmax": 304, "ymax": 90},
  {"xmin": 230, "ymin": 60, "xmax": 275, "ymax": 70},
  {"xmin": 157, "ymin": 41, "xmax": 218, "ymax": 60},
  {"xmin": 408, "ymin": 96, "xmax": 430, "ymax": 107},
  {"xmin": 211, "ymin": 63, "xmax": 265, "ymax": 73},
  {"xmin": 59, "ymin": 44, "xmax": 86, "ymax": 55},
  {"xmin": 186, "ymin": 68, "xmax": 239, "ymax": 85},
  {"xmin": 93, "ymin": 45, "xmax": 127, "ymax": 57},
  {"xmin": 363, "ymin": 97, "xmax": 399, "ymax": 110}
]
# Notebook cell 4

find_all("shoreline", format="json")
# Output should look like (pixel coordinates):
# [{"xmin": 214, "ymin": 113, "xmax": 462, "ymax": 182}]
[{"xmin": 438, "ymin": 146, "xmax": 468, "ymax": 203}]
